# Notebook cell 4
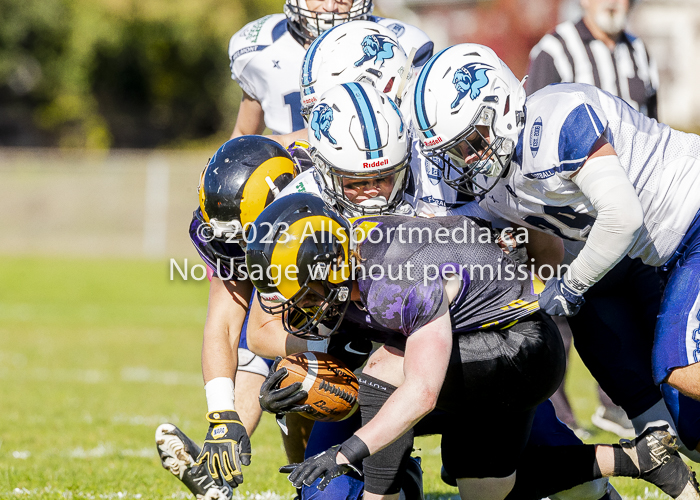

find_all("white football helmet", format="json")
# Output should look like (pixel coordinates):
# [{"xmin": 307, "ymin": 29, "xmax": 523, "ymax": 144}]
[
  {"xmin": 285, "ymin": 0, "xmax": 374, "ymax": 43},
  {"xmin": 307, "ymin": 82, "xmax": 410, "ymax": 216},
  {"xmin": 411, "ymin": 43, "xmax": 526, "ymax": 196},
  {"xmin": 300, "ymin": 21, "xmax": 413, "ymax": 119}
]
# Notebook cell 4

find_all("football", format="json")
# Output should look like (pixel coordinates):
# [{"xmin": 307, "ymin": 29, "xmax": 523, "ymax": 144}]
[{"xmin": 277, "ymin": 351, "xmax": 359, "ymax": 422}]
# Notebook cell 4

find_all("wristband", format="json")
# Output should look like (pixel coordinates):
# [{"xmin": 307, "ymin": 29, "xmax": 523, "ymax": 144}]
[
  {"xmin": 205, "ymin": 377, "xmax": 235, "ymax": 412},
  {"xmin": 338, "ymin": 435, "xmax": 371, "ymax": 465},
  {"xmin": 307, "ymin": 338, "xmax": 330, "ymax": 353}
]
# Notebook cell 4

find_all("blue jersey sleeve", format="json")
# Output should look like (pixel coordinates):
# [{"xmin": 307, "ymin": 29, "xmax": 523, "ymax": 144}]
[{"xmin": 557, "ymin": 103, "xmax": 606, "ymax": 179}]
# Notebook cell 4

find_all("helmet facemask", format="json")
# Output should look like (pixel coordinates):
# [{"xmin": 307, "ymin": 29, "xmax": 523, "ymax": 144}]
[
  {"xmin": 258, "ymin": 251, "xmax": 353, "ymax": 340},
  {"xmin": 425, "ymin": 104, "xmax": 515, "ymax": 197},
  {"xmin": 285, "ymin": 0, "xmax": 374, "ymax": 44},
  {"xmin": 313, "ymin": 149, "xmax": 411, "ymax": 216},
  {"xmin": 191, "ymin": 209, "xmax": 247, "ymax": 279}
]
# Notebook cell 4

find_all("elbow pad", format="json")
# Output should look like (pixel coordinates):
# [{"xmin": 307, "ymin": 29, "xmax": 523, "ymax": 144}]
[{"xmin": 565, "ymin": 155, "xmax": 643, "ymax": 293}]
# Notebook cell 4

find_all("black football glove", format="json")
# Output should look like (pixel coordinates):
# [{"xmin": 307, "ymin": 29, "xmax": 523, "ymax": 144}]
[
  {"xmin": 280, "ymin": 445, "xmax": 361, "ymax": 490},
  {"xmin": 259, "ymin": 357, "xmax": 312, "ymax": 416},
  {"xmin": 192, "ymin": 411, "xmax": 251, "ymax": 489},
  {"xmin": 327, "ymin": 332, "xmax": 373, "ymax": 372}
]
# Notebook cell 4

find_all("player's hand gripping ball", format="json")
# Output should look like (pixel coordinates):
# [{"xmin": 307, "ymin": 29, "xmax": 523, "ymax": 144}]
[{"xmin": 277, "ymin": 352, "xmax": 359, "ymax": 422}]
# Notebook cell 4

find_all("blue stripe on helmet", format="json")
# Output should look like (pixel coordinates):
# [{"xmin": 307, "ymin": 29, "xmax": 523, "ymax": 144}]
[
  {"xmin": 301, "ymin": 28, "xmax": 334, "ymax": 96},
  {"xmin": 342, "ymin": 82, "xmax": 382, "ymax": 160},
  {"xmin": 413, "ymin": 47, "xmax": 450, "ymax": 139}
]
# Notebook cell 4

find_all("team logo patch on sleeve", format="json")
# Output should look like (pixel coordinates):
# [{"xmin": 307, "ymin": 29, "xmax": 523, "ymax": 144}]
[
  {"xmin": 355, "ymin": 35, "xmax": 398, "ymax": 69},
  {"xmin": 451, "ymin": 63, "xmax": 493, "ymax": 109},
  {"xmin": 311, "ymin": 104, "xmax": 337, "ymax": 145},
  {"xmin": 530, "ymin": 117, "xmax": 543, "ymax": 157}
]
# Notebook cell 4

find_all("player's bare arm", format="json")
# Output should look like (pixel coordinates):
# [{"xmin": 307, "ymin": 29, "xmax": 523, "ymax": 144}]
[
  {"xmin": 247, "ymin": 297, "xmax": 309, "ymax": 359},
  {"xmin": 268, "ymin": 129, "xmax": 309, "ymax": 149},
  {"xmin": 230, "ymin": 92, "xmax": 265, "ymax": 139},
  {"xmin": 519, "ymin": 224, "xmax": 565, "ymax": 279},
  {"xmin": 201, "ymin": 277, "xmax": 252, "ymax": 384},
  {"xmin": 351, "ymin": 302, "xmax": 452, "ymax": 456}
]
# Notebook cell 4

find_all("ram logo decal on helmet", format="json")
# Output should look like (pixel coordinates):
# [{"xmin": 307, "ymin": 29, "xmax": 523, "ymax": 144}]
[
  {"xmin": 355, "ymin": 35, "xmax": 397, "ymax": 69},
  {"xmin": 451, "ymin": 63, "xmax": 493, "ymax": 109},
  {"xmin": 311, "ymin": 103, "xmax": 337, "ymax": 145}
]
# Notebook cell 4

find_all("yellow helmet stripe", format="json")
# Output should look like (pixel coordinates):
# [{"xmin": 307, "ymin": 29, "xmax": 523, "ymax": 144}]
[
  {"xmin": 240, "ymin": 156, "xmax": 295, "ymax": 227},
  {"xmin": 198, "ymin": 167, "xmax": 210, "ymax": 222},
  {"xmin": 269, "ymin": 216, "xmax": 349, "ymax": 300}
]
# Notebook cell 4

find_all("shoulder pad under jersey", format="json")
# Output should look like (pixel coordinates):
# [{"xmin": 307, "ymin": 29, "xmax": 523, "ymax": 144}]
[
  {"xmin": 228, "ymin": 14, "xmax": 290, "ymax": 96},
  {"xmin": 373, "ymin": 17, "xmax": 434, "ymax": 68},
  {"xmin": 521, "ymin": 84, "xmax": 608, "ymax": 181}
]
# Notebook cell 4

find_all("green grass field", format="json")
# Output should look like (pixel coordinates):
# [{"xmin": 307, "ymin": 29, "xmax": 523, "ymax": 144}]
[{"xmin": 0, "ymin": 256, "xmax": 696, "ymax": 499}]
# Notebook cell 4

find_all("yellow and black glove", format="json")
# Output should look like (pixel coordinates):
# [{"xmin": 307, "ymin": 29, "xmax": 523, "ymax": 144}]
[{"xmin": 192, "ymin": 411, "xmax": 251, "ymax": 488}]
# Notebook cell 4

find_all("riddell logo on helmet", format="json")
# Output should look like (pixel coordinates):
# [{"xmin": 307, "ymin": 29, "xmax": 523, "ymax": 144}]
[
  {"xmin": 303, "ymin": 96, "xmax": 317, "ymax": 106},
  {"xmin": 362, "ymin": 158, "xmax": 389, "ymax": 169},
  {"xmin": 424, "ymin": 136, "xmax": 443, "ymax": 147},
  {"xmin": 261, "ymin": 292, "xmax": 286, "ymax": 303}
]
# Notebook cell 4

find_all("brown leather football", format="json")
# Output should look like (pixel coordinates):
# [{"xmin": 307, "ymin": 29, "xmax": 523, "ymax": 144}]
[{"xmin": 277, "ymin": 351, "xmax": 359, "ymax": 422}]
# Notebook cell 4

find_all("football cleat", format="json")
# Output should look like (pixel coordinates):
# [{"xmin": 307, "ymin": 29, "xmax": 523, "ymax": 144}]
[
  {"xmin": 591, "ymin": 405, "xmax": 635, "ymax": 439},
  {"xmin": 156, "ymin": 423, "xmax": 233, "ymax": 500},
  {"xmin": 620, "ymin": 425, "xmax": 700, "ymax": 500}
]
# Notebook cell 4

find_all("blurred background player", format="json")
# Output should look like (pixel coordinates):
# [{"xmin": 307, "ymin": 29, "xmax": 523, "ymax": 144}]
[
  {"xmin": 526, "ymin": 0, "xmax": 660, "ymax": 438},
  {"xmin": 227, "ymin": 0, "xmax": 434, "ymax": 146}
]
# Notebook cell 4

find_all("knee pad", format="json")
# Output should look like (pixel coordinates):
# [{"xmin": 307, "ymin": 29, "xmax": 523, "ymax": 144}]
[
  {"xmin": 237, "ymin": 348, "xmax": 270, "ymax": 377},
  {"xmin": 358, "ymin": 375, "xmax": 415, "ymax": 495}
]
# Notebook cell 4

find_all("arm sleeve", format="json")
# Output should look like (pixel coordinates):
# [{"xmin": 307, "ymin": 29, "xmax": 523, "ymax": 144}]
[{"xmin": 563, "ymin": 155, "xmax": 643, "ymax": 293}]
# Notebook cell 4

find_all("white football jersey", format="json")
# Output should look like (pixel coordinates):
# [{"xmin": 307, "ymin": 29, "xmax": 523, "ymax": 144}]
[
  {"xmin": 481, "ymin": 83, "xmax": 700, "ymax": 266},
  {"xmin": 229, "ymin": 15, "xmax": 434, "ymax": 135}
]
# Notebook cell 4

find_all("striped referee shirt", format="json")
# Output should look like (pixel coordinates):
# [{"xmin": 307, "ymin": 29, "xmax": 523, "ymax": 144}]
[{"xmin": 527, "ymin": 19, "xmax": 659, "ymax": 119}]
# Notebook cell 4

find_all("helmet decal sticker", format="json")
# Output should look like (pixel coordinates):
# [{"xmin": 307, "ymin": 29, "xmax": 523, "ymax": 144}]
[
  {"xmin": 451, "ymin": 63, "xmax": 493, "ymax": 109},
  {"xmin": 311, "ymin": 103, "xmax": 337, "ymax": 145},
  {"xmin": 355, "ymin": 35, "xmax": 397, "ymax": 69}
]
